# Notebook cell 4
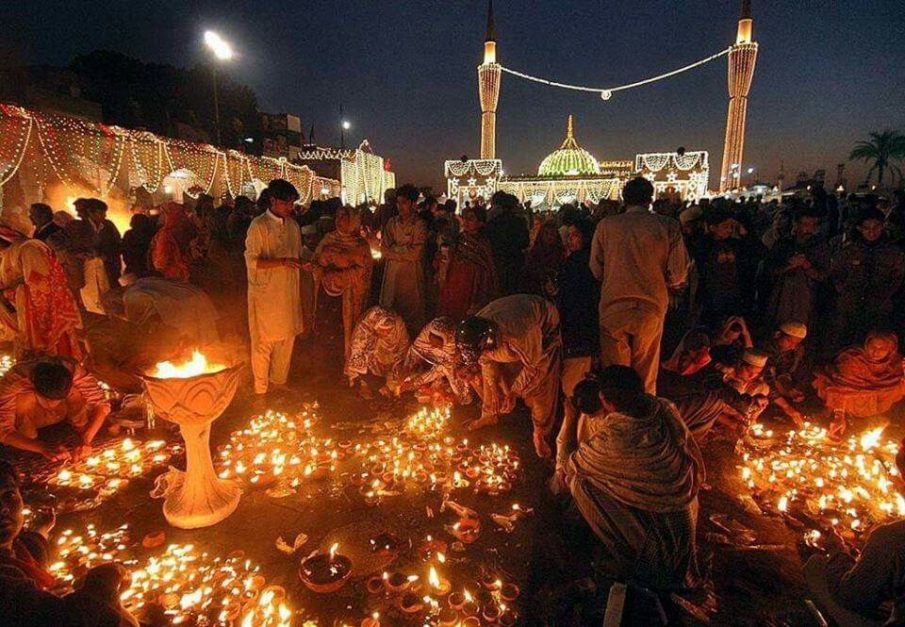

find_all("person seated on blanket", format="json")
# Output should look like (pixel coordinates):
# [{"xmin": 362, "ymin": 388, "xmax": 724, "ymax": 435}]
[
  {"xmin": 557, "ymin": 365, "xmax": 705, "ymax": 590},
  {"xmin": 0, "ymin": 358, "xmax": 110, "ymax": 461},
  {"xmin": 804, "ymin": 440, "xmax": 905, "ymax": 626}
]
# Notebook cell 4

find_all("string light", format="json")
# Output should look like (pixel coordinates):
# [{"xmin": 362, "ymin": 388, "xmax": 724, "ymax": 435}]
[
  {"xmin": 0, "ymin": 105, "xmax": 337, "ymax": 207},
  {"xmin": 499, "ymin": 47, "xmax": 732, "ymax": 99}
]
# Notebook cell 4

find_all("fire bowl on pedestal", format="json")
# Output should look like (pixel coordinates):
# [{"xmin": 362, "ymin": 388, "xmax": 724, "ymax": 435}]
[{"xmin": 142, "ymin": 361, "xmax": 243, "ymax": 529}]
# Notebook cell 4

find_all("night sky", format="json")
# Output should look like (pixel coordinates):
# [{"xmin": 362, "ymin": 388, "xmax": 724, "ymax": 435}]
[{"xmin": 4, "ymin": 1, "xmax": 904, "ymax": 190}]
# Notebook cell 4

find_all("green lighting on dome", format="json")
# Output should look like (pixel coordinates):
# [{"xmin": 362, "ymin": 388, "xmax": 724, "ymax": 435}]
[{"xmin": 537, "ymin": 115, "xmax": 601, "ymax": 177}]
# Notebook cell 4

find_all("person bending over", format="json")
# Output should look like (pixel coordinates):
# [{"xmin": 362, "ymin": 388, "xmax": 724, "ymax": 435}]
[
  {"xmin": 455, "ymin": 294, "xmax": 562, "ymax": 458},
  {"xmin": 0, "ymin": 359, "xmax": 110, "ymax": 460}
]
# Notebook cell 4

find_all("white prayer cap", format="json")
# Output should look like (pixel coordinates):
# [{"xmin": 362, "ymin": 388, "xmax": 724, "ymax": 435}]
[
  {"xmin": 300, "ymin": 224, "xmax": 318, "ymax": 235},
  {"xmin": 679, "ymin": 206, "xmax": 703, "ymax": 224},
  {"xmin": 779, "ymin": 321, "xmax": 808, "ymax": 339},
  {"xmin": 741, "ymin": 349, "xmax": 768, "ymax": 368}
]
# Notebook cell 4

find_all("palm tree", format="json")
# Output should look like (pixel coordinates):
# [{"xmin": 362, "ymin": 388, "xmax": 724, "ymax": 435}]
[{"xmin": 849, "ymin": 130, "xmax": 905, "ymax": 187}]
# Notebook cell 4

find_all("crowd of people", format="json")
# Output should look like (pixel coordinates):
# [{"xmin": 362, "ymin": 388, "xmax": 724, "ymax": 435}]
[{"xmin": 1, "ymin": 174, "xmax": 904, "ymax": 624}]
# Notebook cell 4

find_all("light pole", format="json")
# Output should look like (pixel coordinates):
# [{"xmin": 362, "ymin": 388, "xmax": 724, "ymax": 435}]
[{"xmin": 204, "ymin": 30, "xmax": 234, "ymax": 147}]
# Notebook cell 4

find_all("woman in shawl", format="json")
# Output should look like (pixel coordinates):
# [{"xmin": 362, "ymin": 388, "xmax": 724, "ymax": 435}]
[
  {"xmin": 560, "ymin": 365, "xmax": 704, "ymax": 589},
  {"xmin": 0, "ymin": 226, "xmax": 82, "ymax": 360},
  {"xmin": 437, "ymin": 206, "xmax": 497, "ymax": 321},
  {"xmin": 815, "ymin": 330, "xmax": 905, "ymax": 436},
  {"xmin": 708, "ymin": 315, "xmax": 753, "ymax": 366},
  {"xmin": 150, "ymin": 202, "xmax": 196, "ymax": 282},
  {"xmin": 523, "ymin": 221, "xmax": 564, "ymax": 298},
  {"xmin": 312, "ymin": 205, "xmax": 374, "ymax": 358},
  {"xmin": 345, "ymin": 306, "xmax": 410, "ymax": 398}
]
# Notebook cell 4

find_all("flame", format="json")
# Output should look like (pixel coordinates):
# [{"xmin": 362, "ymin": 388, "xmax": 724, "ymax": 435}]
[
  {"xmin": 428, "ymin": 566, "xmax": 440, "ymax": 589},
  {"xmin": 328, "ymin": 542, "xmax": 339, "ymax": 561},
  {"xmin": 860, "ymin": 427, "xmax": 885, "ymax": 451},
  {"xmin": 464, "ymin": 588, "xmax": 473, "ymax": 602},
  {"xmin": 152, "ymin": 350, "xmax": 225, "ymax": 379}
]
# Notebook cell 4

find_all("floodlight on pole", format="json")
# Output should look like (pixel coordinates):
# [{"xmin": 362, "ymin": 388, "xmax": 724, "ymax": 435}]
[{"xmin": 203, "ymin": 30, "xmax": 234, "ymax": 146}]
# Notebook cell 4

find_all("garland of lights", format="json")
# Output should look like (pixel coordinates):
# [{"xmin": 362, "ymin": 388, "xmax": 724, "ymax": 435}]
[
  {"xmin": 499, "ymin": 47, "xmax": 731, "ymax": 100},
  {"xmin": 0, "ymin": 105, "xmax": 337, "ymax": 205},
  {"xmin": 0, "ymin": 115, "xmax": 32, "ymax": 186}
]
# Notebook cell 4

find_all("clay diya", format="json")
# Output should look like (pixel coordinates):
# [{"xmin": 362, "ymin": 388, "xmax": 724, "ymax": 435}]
[
  {"xmin": 298, "ymin": 543, "xmax": 352, "ymax": 593},
  {"xmin": 384, "ymin": 571, "xmax": 412, "ymax": 594},
  {"xmin": 398, "ymin": 591, "xmax": 423, "ymax": 614},
  {"xmin": 500, "ymin": 582, "xmax": 520, "ymax": 602},
  {"xmin": 448, "ymin": 591, "xmax": 466, "ymax": 610},
  {"xmin": 482, "ymin": 603, "xmax": 501, "ymax": 623},
  {"xmin": 368, "ymin": 531, "xmax": 401, "ymax": 557},
  {"xmin": 438, "ymin": 608, "xmax": 459, "ymax": 626}
]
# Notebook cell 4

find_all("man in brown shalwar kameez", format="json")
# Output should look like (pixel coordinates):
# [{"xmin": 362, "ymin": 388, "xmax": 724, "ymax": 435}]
[{"xmin": 456, "ymin": 294, "xmax": 562, "ymax": 458}]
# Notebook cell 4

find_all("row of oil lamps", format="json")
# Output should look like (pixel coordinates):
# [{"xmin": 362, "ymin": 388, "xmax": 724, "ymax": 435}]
[{"xmin": 739, "ymin": 422, "xmax": 903, "ymax": 542}]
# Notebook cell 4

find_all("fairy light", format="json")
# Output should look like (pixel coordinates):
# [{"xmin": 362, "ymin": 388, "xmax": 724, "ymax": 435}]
[{"xmin": 0, "ymin": 105, "xmax": 339, "ymax": 208}]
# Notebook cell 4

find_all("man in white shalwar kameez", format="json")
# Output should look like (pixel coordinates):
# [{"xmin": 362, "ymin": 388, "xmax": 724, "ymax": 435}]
[{"xmin": 245, "ymin": 179, "xmax": 304, "ymax": 394}]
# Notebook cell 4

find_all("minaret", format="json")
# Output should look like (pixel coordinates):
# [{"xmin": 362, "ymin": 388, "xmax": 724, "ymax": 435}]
[
  {"xmin": 719, "ymin": 0, "xmax": 758, "ymax": 192},
  {"xmin": 478, "ymin": 0, "xmax": 501, "ymax": 159}
]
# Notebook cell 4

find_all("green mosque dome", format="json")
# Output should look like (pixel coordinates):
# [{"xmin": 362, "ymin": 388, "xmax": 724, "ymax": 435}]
[{"xmin": 537, "ymin": 115, "xmax": 601, "ymax": 177}]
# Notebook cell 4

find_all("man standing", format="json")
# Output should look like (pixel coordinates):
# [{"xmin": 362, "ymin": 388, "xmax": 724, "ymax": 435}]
[
  {"xmin": 759, "ymin": 208, "xmax": 828, "ymax": 332},
  {"xmin": 589, "ymin": 177, "xmax": 689, "ymax": 393},
  {"xmin": 828, "ymin": 208, "xmax": 905, "ymax": 350},
  {"xmin": 245, "ymin": 179, "xmax": 304, "ymax": 395},
  {"xmin": 485, "ymin": 192, "xmax": 530, "ymax": 296},
  {"xmin": 86, "ymin": 199, "xmax": 122, "ymax": 288},
  {"xmin": 380, "ymin": 183, "xmax": 427, "ymax": 335},
  {"xmin": 28, "ymin": 204, "xmax": 61, "ymax": 242}
]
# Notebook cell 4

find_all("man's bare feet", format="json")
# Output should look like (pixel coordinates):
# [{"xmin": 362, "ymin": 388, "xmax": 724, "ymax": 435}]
[{"xmin": 465, "ymin": 415, "xmax": 499, "ymax": 431}]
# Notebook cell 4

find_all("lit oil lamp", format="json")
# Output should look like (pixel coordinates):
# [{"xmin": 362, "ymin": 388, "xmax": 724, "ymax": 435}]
[
  {"xmin": 299, "ymin": 543, "xmax": 352, "ymax": 593},
  {"xmin": 446, "ymin": 517, "xmax": 481, "ymax": 543},
  {"xmin": 384, "ymin": 571, "xmax": 414, "ymax": 594},
  {"xmin": 428, "ymin": 565, "xmax": 451, "ymax": 596},
  {"xmin": 361, "ymin": 612, "xmax": 381, "ymax": 627}
]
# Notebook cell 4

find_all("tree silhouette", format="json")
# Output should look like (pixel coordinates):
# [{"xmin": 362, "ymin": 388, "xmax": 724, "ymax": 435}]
[{"xmin": 849, "ymin": 130, "xmax": 905, "ymax": 188}]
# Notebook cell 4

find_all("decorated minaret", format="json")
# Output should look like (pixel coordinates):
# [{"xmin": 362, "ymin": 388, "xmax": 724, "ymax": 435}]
[
  {"xmin": 719, "ymin": 0, "xmax": 758, "ymax": 192},
  {"xmin": 478, "ymin": 0, "xmax": 501, "ymax": 159}
]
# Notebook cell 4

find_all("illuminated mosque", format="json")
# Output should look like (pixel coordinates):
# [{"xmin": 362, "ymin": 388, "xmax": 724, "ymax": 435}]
[{"xmin": 445, "ymin": 0, "xmax": 758, "ymax": 208}]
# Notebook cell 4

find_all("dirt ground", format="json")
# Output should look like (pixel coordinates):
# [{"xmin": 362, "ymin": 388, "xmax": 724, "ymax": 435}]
[{"xmin": 6, "ymin": 292, "xmax": 903, "ymax": 626}]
